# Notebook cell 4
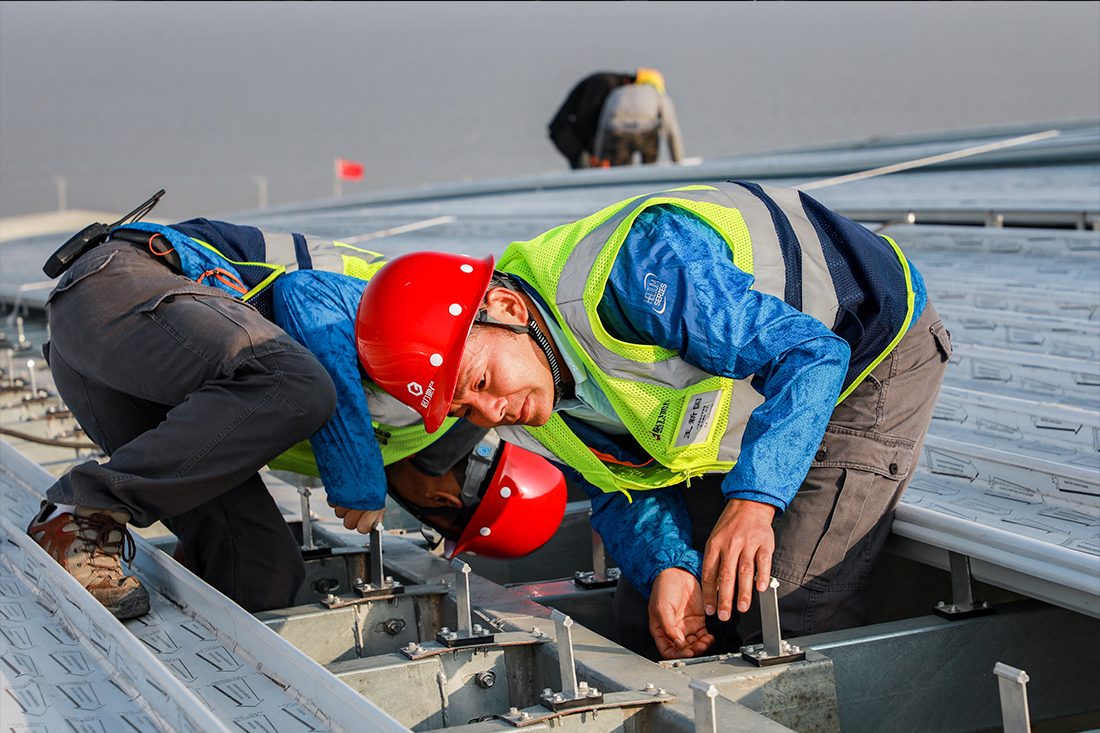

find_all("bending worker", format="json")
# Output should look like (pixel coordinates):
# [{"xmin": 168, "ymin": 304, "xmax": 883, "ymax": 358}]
[
  {"xmin": 356, "ymin": 181, "xmax": 951, "ymax": 660},
  {"xmin": 548, "ymin": 70, "xmax": 636, "ymax": 169},
  {"xmin": 593, "ymin": 68, "xmax": 683, "ymax": 167},
  {"xmin": 29, "ymin": 212, "xmax": 565, "ymax": 619}
]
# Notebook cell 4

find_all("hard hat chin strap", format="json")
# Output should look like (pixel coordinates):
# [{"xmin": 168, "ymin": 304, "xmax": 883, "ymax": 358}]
[
  {"xmin": 473, "ymin": 310, "xmax": 564, "ymax": 407},
  {"xmin": 460, "ymin": 431, "xmax": 500, "ymax": 506}
]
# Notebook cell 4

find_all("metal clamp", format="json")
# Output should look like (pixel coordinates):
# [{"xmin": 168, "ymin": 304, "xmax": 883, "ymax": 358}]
[{"xmin": 740, "ymin": 577, "xmax": 806, "ymax": 667}]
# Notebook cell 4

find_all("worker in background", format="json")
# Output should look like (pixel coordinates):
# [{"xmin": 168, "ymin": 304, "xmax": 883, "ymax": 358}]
[
  {"xmin": 355, "ymin": 181, "xmax": 951, "ymax": 661},
  {"xmin": 593, "ymin": 68, "xmax": 684, "ymax": 167},
  {"xmin": 548, "ymin": 70, "xmax": 636, "ymax": 169},
  {"xmin": 28, "ymin": 212, "xmax": 566, "ymax": 619}
]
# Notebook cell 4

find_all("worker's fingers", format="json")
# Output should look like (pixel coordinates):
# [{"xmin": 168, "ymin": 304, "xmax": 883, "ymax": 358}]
[
  {"xmin": 354, "ymin": 508, "xmax": 386, "ymax": 534},
  {"xmin": 717, "ymin": 547, "xmax": 744, "ymax": 622},
  {"xmin": 649, "ymin": 613, "xmax": 684, "ymax": 658},
  {"xmin": 736, "ymin": 551, "xmax": 756, "ymax": 615},
  {"xmin": 685, "ymin": 631, "xmax": 715, "ymax": 657},
  {"xmin": 649, "ymin": 567, "xmax": 714, "ymax": 660},
  {"xmin": 756, "ymin": 544, "xmax": 773, "ymax": 594},
  {"xmin": 700, "ymin": 543, "xmax": 738, "ymax": 621},
  {"xmin": 702, "ymin": 499, "xmax": 777, "ymax": 620}
]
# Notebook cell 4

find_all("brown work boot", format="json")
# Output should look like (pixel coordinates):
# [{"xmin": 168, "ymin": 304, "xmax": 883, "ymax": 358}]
[{"xmin": 27, "ymin": 501, "xmax": 150, "ymax": 619}]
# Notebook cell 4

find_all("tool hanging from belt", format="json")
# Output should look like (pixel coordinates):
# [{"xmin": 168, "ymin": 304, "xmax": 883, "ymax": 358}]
[{"xmin": 42, "ymin": 189, "xmax": 166, "ymax": 278}]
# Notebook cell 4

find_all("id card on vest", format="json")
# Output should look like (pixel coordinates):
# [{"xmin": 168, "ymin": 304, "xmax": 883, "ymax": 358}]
[{"xmin": 673, "ymin": 388, "xmax": 721, "ymax": 449}]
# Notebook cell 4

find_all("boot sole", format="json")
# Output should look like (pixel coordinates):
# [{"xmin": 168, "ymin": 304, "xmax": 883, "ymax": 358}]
[{"xmin": 105, "ymin": 589, "xmax": 151, "ymax": 620}]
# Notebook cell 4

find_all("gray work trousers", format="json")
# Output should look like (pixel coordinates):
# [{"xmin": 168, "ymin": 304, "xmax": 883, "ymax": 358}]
[
  {"xmin": 43, "ymin": 242, "xmax": 337, "ymax": 611},
  {"xmin": 614, "ymin": 304, "xmax": 952, "ymax": 660}
]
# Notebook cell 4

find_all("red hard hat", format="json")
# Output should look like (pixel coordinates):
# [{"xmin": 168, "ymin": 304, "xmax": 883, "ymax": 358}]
[
  {"xmin": 356, "ymin": 252, "xmax": 495, "ymax": 433},
  {"xmin": 452, "ymin": 442, "xmax": 567, "ymax": 559}
]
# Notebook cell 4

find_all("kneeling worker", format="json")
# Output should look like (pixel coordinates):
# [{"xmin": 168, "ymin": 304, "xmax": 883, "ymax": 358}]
[{"xmin": 28, "ymin": 208, "xmax": 565, "ymax": 619}]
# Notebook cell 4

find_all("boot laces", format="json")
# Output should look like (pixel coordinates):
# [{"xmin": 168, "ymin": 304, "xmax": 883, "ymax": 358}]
[{"xmin": 74, "ymin": 512, "xmax": 137, "ymax": 568}]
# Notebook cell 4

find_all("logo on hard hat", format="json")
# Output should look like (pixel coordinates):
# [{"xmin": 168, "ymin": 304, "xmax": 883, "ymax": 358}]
[{"xmin": 408, "ymin": 382, "xmax": 424, "ymax": 396}]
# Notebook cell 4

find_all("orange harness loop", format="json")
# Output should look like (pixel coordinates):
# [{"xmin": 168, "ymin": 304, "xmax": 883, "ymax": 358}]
[
  {"xmin": 197, "ymin": 268, "xmax": 248, "ymax": 295},
  {"xmin": 147, "ymin": 233, "xmax": 176, "ymax": 258}
]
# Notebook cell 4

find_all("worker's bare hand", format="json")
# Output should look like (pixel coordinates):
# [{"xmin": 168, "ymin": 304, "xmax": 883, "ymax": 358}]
[
  {"xmin": 648, "ymin": 567, "xmax": 715, "ymax": 660},
  {"xmin": 701, "ymin": 499, "xmax": 776, "ymax": 622},
  {"xmin": 328, "ymin": 503, "xmax": 386, "ymax": 534}
]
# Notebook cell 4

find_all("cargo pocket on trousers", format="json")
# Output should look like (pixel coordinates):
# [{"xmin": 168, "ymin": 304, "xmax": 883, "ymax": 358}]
[
  {"xmin": 802, "ymin": 426, "xmax": 916, "ymax": 590},
  {"xmin": 45, "ymin": 247, "xmax": 118, "ymax": 305},
  {"xmin": 931, "ymin": 319, "xmax": 953, "ymax": 362}
]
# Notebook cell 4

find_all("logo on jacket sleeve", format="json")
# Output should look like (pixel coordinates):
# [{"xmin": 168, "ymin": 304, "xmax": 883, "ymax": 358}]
[{"xmin": 643, "ymin": 273, "xmax": 668, "ymax": 315}]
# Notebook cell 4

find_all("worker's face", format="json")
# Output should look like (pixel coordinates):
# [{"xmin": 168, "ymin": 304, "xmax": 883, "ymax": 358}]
[
  {"xmin": 385, "ymin": 460, "xmax": 466, "ymax": 537},
  {"xmin": 448, "ymin": 288, "xmax": 555, "ymax": 429}
]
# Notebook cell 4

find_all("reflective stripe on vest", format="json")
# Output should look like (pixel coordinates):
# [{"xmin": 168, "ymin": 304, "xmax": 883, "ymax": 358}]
[
  {"xmin": 189, "ymin": 232, "xmax": 385, "ymax": 303},
  {"xmin": 497, "ymin": 183, "xmax": 913, "ymax": 497}
]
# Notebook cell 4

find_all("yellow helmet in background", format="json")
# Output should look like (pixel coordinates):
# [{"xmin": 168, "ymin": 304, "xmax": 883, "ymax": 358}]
[{"xmin": 635, "ymin": 68, "xmax": 665, "ymax": 94}]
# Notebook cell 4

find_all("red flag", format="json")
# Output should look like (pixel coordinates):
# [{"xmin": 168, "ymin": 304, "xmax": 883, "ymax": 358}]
[{"xmin": 335, "ymin": 158, "xmax": 364, "ymax": 181}]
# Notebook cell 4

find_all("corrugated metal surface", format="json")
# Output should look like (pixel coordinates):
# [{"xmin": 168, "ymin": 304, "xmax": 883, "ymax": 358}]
[{"xmin": 1, "ymin": 121, "xmax": 1098, "ymax": 731}]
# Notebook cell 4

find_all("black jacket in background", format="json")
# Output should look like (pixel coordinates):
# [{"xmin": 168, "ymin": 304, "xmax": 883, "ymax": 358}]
[{"xmin": 548, "ymin": 72, "xmax": 634, "ymax": 168}]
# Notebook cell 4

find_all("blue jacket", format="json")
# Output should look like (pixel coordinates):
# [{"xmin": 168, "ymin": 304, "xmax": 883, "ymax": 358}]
[{"xmin": 523, "ymin": 203, "xmax": 926, "ymax": 596}]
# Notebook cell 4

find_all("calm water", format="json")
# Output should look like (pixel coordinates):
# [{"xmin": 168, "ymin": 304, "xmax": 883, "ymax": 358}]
[{"xmin": 1, "ymin": 1, "xmax": 1098, "ymax": 222}]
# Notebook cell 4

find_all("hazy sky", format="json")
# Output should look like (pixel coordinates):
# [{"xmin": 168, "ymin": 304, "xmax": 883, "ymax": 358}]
[{"xmin": 1, "ymin": 1, "xmax": 1097, "ymax": 220}]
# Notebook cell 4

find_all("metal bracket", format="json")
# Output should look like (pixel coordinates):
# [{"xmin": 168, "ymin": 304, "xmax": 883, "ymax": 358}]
[
  {"xmin": 535, "ymin": 610, "xmax": 605, "ymax": 712},
  {"xmin": 994, "ymin": 662, "xmax": 1032, "ymax": 733},
  {"xmin": 933, "ymin": 551, "xmax": 995, "ymax": 620},
  {"xmin": 501, "ymin": 688, "xmax": 675, "ymax": 727},
  {"xmin": 572, "ymin": 567, "xmax": 621, "ymax": 590},
  {"xmin": 573, "ymin": 527, "xmax": 621, "ymax": 590},
  {"xmin": 741, "ymin": 577, "xmax": 806, "ymax": 667},
  {"xmin": 399, "ymin": 629, "xmax": 549, "ymax": 660},
  {"xmin": 436, "ymin": 558, "xmax": 495, "ymax": 648},
  {"xmin": 690, "ymin": 678, "xmax": 719, "ymax": 733},
  {"xmin": 298, "ymin": 484, "xmax": 314, "ymax": 551},
  {"xmin": 350, "ymin": 525, "xmax": 406, "ymax": 599},
  {"xmin": 319, "ymin": 580, "xmax": 446, "ymax": 609},
  {"xmin": 289, "ymin": 478, "xmax": 333, "ymax": 559}
]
